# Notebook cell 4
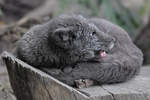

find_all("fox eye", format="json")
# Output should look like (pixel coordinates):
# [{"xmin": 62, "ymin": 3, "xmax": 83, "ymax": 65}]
[
  {"xmin": 90, "ymin": 31, "xmax": 96, "ymax": 36},
  {"xmin": 72, "ymin": 34, "xmax": 76, "ymax": 39}
]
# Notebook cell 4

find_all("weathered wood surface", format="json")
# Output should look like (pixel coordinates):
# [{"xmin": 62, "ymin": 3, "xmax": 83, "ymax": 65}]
[
  {"xmin": 2, "ymin": 51, "xmax": 150, "ymax": 100},
  {"xmin": 0, "ymin": 55, "xmax": 16, "ymax": 100}
]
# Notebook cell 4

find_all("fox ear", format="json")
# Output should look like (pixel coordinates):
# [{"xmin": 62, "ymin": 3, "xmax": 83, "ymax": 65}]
[{"xmin": 54, "ymin": 27, "xmax": 70, "ymax": 41}]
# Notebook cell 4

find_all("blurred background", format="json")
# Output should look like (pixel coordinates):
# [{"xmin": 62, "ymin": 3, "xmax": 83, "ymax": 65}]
[
  {"xmin": 0, "ymin": 0, "xmax": 150, "ymax": 65},
  {"xmin": 0, "ymin": 0, "xmax": 150, "ymax": 99}
]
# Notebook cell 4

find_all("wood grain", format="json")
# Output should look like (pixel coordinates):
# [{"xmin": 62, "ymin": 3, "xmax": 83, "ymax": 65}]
[{"xmin": 2, "ymin": 52, "xmax": 150, "ymax": 100}]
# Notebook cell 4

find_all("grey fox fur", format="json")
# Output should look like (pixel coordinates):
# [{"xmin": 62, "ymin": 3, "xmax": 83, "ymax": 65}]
[{"xmin": 17, "ymin": 15, "xmax": 143, "ymax": 86}]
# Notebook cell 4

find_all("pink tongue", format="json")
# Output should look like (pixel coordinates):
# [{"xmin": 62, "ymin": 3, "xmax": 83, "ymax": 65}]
[{"xmin": 100, "ymin": 51, "xmax": 107, "ymax": 57}]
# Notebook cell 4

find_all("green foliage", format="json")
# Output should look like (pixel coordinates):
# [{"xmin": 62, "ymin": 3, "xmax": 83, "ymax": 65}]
[
  {"xmin": 56, "ymin": 0, "xmax": 146, "ymax": 40},
  {"xmin": 57, "ymin": 0, "xmax": 100, "ymax": 16},
  {"xmin": 140, "ymin": 0, "xmax": 150, "ymax": 16},
  {"xmin": 58, "ymin": 0, "xmax": 72, "ymax": 14},
  {"xmin": 78, "ymin": 0, "xmax": 99, "ymax": 16},
  {"xmin": 101, "ymin": 0, "xmax": 143, "ymax": 39}
]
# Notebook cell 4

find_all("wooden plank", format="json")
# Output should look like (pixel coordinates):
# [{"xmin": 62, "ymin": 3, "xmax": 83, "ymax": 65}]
[
  {"xmin": 139, "ymin": 66, "xmax": 150, "ymax": 77},
  {"xmin": 0, "ymin": 90, "xmax": 16, "ymax": 100},
  {"xmin": 2, "ymin": 52, "xmax": 89, "ymax": 100},
  {"xmin": 101, "ymin": 84, "xmax": 148, "ymax": 100},
  {"xmin": 79, "ymin": 86, "xmax": 114, "ymax": 100},
  {"xmin": 0, "ymin": 59, "xmax": 16, "ymax": 100},
  {"xmin": 2, "ymin": 51, "xmax": 150, "ymax": 100},
  {"xmin": 102, "ymin": 74, "xmax": 150, "ymax": 100},
  {"xmin": 101, "ymin": 67, "xmax": 150, "ymax": 100}
]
